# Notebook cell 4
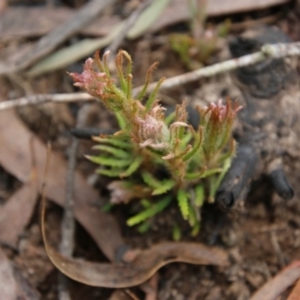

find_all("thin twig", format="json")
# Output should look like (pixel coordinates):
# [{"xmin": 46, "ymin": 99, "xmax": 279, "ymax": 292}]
[
  {"xmin": 58, "ymin": 105, "xmax": 91, "ymax": 300},
  {"xmin": 107, "ymin": 0, "xmax": 153, "ymax": 56},
  {"xmin": 58, "ymin": 139, "xmax": 78, "ymax": 300},
  {"xmin": 133, "ymin": 41, "xmax": 300, "ymax": 94},
  {"xmin": 1, "ymin": 41, "xmax": 300, "ymax": 110},
  {"xmin": 0, "ymin": 93, "xmax": 94, "ymax": 110},
  {"xmin": 58, "ymin": 141, "xmax": 77, "ymax": 300}
]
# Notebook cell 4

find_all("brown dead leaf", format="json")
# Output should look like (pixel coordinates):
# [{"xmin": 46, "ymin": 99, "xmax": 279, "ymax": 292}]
[
  {"xmin": 0, "ymin": 172, "xmax": 38, "ymax": 248},
  {"xmin": 42, "ymin": 236, "xmax": 228, "ymax": 288},
  {"xmin": 250, "ymin": 261, "xmax": 300, "ymax": 300},
  {"xmin": 0, "ymin": 109, "xmax": 124, "ymax": 262},
  {"xmin": 41, "ymin": 187, "xmax": 228, "ymax": 288},
  {"xmin": 0, "ymin": 247, "xmax": 40, "ymax": 299}
]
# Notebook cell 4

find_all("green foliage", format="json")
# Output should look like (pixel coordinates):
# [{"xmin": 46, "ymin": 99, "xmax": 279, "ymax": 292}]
[
  {"xmin": 86, "ymin": 155, "xmax": 131, "ymax": 168},
  {"xmin": 101, "ymin": 203, "xmax": 114, "ymax": 212},
  {"xmin": 172, "ymin": 223, "xmax": 182, "ymax": 241},
  {"xmin": 169, "ymin": 20, "xmax": 231, "ymax": 69},
  {"xmin": 177, "ymin": 189, "xmax": 189, "ymax": 220},
  {"xmin": 92, "ymin": 145, "xmax": 130, "ymax": 159},
  {"xmin": 137, "ymin": 221, "xmax": 152, "ymax": 233},
  {"xmin": 195, "ymin": 185, "xmax": 205, "ymax": 207},
  {"xmin": 152, "ymin": 180, "xmax": 175, "ymax": 196},
  {"xmin": 169, "ymin": 34, "xmax": 194, "ymax": 67},
  {"xmin": 191, "ymin": 221, "xmax": 200, "ymax": 237},
  {"xmin": 96, "ymin": 168, "xmax": 125, "ymax": 177},
  {"xmin": 92, "ymin": 136, "xmax": 131, "ymax": 149},
  {"xmin": 142, "ymin": 171, "xmax": 161, "ymax": 189},
  {"xmin": 69, "ymin": 50, "xmax": 241, "ymax": 235},
  {"xmin": 127, "ymin": 196, "xmax": 172, "ymax": 226},
  {"xmin": 120, "ymin": 156, "xmax": 143, "ymax": 178}
]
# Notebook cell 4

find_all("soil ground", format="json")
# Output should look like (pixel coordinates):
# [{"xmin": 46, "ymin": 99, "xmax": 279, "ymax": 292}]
[{"xmin": 1, "ymin": 0, "xmax": 300, "ymax": 299}]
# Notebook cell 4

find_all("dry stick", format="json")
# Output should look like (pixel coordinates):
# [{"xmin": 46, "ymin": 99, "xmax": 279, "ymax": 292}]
[
  {"xmin": 14, "ymin": 0, "xmax": 116, "ymax": 71},
  {"xmin": 0, "ymin": 93, "xmax": 94, "ymax": 110},
  {"xmin": 133, "ymin": 42, "xmax": 300, "ymax": 94},
  {"xmin": 1, "ymin": 41, "xmax": 300, "ymax": 110},
  {"xmin": 58, "ymin": 105, "xmax": 91, "ymax": 300},
  {"xmin": 58, "ymin": 139, "xmax": 78, "ymax": 300}
]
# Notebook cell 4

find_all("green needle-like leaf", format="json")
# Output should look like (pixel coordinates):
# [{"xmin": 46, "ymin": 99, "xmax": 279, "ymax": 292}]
[
  {"xmin": 201, "ymin": 168, "xmax": 223, "ymax": 178},
  {"xmin": 85, "ymin": 155, "xmax": 131, "ymax": 168},
  {"xmin": 208, "ymin": 157, "xmax": 232, "ymax": 201},
  {"xmin": 152, "ymin": 179, "xmax": 175, "ymax": 195},
  {"xmin": 92, "ymin": 145, "xmax": 130, "ymax": 159},
  {"xmin": 145, "ymin": 77, "xmax": 165, "ymax": 111},
  {"xmin": 195, "ymin": 185, "xmax": 205, "ymax": 207},
  {"xmin": 141, "ymin": 199, "xmax": 152, "ymax": 208},
  {"xmin": 183, "ymin": 127, "xmax": 203, "ymax": 161},
  {"xmin": 185, "ymin": 167, "xmax": 223, "ymax": 180},
  {"xmin": 137, "ymin": 221, "xmax": 151, "ymax": 233},
  {"xmin": 188, "ymin": 204, "xmax": 197, "ymax": 227},
  {"xmin": 93, "ymin": 136, "xmax": 132, "ymax": 149},
  {"xmin": 165, "ymin": 110, "xmax": 175, "ymax": 125},
  {"xmin": 115, "ymin": 111, "xmax": 127, "ymax": 130},
  {"xmin": 127, "ymin": 196, "xmax": 172, "ymax": 226},
  {"xmin": 120, "ymin": 155, "xmax": 143, "ymax": 177},
  {"xmin": 180, "ymin": 130, "xmax": 193, "ymax": 147},
  {"xmin": 96, "ymin": 168, "xmax": 124, "ymax": 177},
  {"xmin": 142, "ymin": 171, "xmax": 161, "ymax": 189},
  {"xmin": 191, "ymin": 221, "xmax": 200, "ymax": 237},
  {"xmin": 177, "ymin": 189, "xmax": 189, "ymax": 220},
  {"xmin": 172, "ymin": 223, "xmax": 182, "ymax": 241}
]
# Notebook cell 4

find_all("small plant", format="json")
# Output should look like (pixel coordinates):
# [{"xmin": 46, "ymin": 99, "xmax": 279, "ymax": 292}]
[
  {"xmin": 69, "ymin": 50, "xmax": 241, "ymax": 235},
  {"xmin": 169, "ymin": 21, "xmax": 231, "ymax": 69},
  {"xmin": 169, "ymin": 0, "xmax": 230, "ymax": 69}
]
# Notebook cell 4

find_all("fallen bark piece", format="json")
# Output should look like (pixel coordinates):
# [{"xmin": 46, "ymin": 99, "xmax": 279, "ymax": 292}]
[
  {"xmin": 0, "ymin": 109, "xmax": 124, "ymax": 262},
  {"xmin": 0, "ymin": 248, "xmax": 40, "ymax": 299},
  {"xmin": 250, "ymin": 261, "xmax": 300, "ymax": 300}
]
